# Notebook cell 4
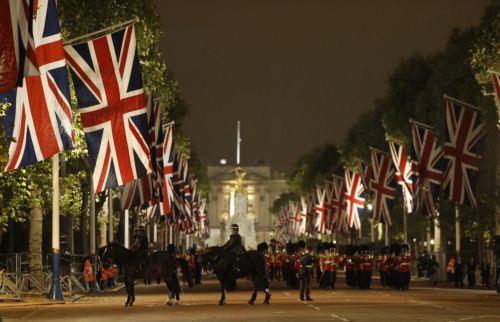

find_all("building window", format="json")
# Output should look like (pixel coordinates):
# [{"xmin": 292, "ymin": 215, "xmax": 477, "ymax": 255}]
[{"xmin": 260, "ymin": 195, "xmax": 265, "ymax": 202}]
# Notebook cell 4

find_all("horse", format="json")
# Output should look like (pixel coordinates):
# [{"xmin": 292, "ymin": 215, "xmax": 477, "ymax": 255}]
[
  {"xmin": 200, "ymin": 246, "xmax": 271, "ymax": 306},
  {"xmin": 99, "ymin": 242, "xmax": 192, "ymax": 306}
]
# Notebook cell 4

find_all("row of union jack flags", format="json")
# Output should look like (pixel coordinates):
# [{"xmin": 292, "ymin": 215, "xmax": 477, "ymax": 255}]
[
  {"xmin": 119, "ymin": 98, "xmax": 209, "ymax": 237},
  {"xmin": 274, "ymin": 95, "xmax": 487, "ymax": 241},
  {"xmin": 0, "ymin": 1, "xmax": 209, "ymax": 237}
]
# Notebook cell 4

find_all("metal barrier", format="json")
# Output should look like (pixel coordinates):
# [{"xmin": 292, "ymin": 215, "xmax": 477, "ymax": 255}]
[{"xmin": 0, "ymin": 252, "xmax": 94, "ymax": 298}]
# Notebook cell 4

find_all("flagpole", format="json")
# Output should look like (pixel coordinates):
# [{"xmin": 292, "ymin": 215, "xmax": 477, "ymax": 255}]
[
  {"xmin": 124, "ymin": 209, "xmax": 130, "ymax": 248},
  {"xmin": 403, "ymin": 206, "xmax": 408, "ymax": 245},
  {"xmin": 64, "ymin": 17, "xmax": 139, "ymax": 45},
  {"xmin": 385, "ymin": 222, "xmax": 389, "ymax": 246},
  {"xmin": 455, "ymin": 204, "xmax": 461, "ymax": 257},
  {"xmin": 108, "ymin": 189, "xmax": 114, "ymax": 242},
  {"xmin": 48, "ymin": 154, "xmax": 63, "ymax": 301}
]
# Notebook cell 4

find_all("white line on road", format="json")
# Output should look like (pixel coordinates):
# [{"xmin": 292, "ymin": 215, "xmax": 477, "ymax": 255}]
[
  {"xmin": 283, "ymin": 292, "xmax": 291, "ymax": 296},
  {"xmin": 331, "ymin": 313, "xmax": 350, "ymax": 321}
]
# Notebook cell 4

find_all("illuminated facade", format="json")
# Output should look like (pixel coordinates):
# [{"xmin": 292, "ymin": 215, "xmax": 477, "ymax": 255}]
[{"xmin": 205, "ymin": 165, "xmax": 288, "ymax": 248}]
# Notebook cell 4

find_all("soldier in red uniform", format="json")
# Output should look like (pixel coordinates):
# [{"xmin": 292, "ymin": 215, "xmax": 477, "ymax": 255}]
[
  {"xmin": 399, "ymin": 252, "xmax": 412, "ymax": 290},
  {"xmin": 319, "ymin": 249, "xmax": 333, "ymax": 289},
  {"xmin": 358, "ymin": 253, "xmax": 373, "ymax": 289}
]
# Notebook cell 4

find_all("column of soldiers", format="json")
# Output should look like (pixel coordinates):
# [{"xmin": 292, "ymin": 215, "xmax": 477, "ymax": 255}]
[{"xmin": 263, "ymin": 241, "xmax": 413, "ymax": 299}]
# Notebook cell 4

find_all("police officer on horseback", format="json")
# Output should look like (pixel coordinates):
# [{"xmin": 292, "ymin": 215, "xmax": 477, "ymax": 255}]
[
  {"xmin": 130, "ymin": 225, "xmax": 150, "ymax": 274},
  {"xmin": 217, "ymin": 223, "xmax": 243, "ymax": 272}
]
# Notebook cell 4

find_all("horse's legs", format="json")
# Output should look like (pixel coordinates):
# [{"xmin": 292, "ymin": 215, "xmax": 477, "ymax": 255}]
[
  {"xmin": 124, "ymin": 277, "xmax": 131, "ymax": 306},
  {"xmin": 264, "ymin": 287, "xmax": 271, "ymax": 304},
  {"xmin": 218, "ymin": 279, "xmax": 226, "ymax": 306},
  {"xmin": 248, "ymin": 288, "xmax": 257, "ymax": 305},
  {"xmin": 129, "ymin": 276, "xmax": 136, "ymax": 306}
]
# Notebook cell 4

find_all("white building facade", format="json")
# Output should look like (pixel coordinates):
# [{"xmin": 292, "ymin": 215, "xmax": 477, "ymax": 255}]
[{"xmin": 205, "ymin": 165, "xmax": 288, "ymax": 248}]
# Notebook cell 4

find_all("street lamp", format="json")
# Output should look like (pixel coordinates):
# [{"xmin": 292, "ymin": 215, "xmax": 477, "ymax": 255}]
[{"xmin": 366, "ymin": 203, "xmax": 373, "ymax": 211}]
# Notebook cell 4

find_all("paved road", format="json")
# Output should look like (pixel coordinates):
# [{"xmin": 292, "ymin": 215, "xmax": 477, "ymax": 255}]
[{"xmin": 1, "ymin": 277, "xmax": 499, "ymax": 322}]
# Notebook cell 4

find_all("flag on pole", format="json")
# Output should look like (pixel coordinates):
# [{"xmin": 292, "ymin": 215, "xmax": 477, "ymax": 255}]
[
  {"xmin": 328, "ymin": 176, "xmax": 346, "ymax": 232},
  {"xmin": 64, "ymin": 25, "xmax": 151, "ymax": 193},
  {"xmin": 442, "ymin": 96, "xmax": 485, "ymax": 208},
  {"xmin": 344, "ymin": 168, "xmax": 365, "ymax": 230},
  {"xmin": 369, "ymin": 148, "xmax": 396, "ymax": 225},
  {"xmin": 411, "ymin": 120, "xmax": 445, "ymax": 217},
  {"xmin": 161, "ymin": 123, "xmax": 176, "ymax": 222},
  {"xmin": 0, "ymin": 0, "xmax": 29, "ymax": 92},
  {"xmin": 314, "ymin": 185, "xmax": 328, "ymax": 234},
  {"xmin": 1, "ymin": 0, "xmax": 73, "ymax": 172},
  {"xmin": 147, "ymin": 96, "xmax": 164, "ymax": 202},
  {"xmin": 388, "ymin": 140, "xmax": 415, "ymax": 213},
  {"xmin": 297, "ymin": 196, "xmax": 308, "ymax": 235}
]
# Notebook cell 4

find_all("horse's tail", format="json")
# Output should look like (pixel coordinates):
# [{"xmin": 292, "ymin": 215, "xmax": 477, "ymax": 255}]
[{"xmin": 177, "ymin": 258, "xmax": 194, "ymax": 288}]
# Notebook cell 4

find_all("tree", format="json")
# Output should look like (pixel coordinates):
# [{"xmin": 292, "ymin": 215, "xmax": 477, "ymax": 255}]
[{"xmin": 286, "ymin": 144, "xmax": 342, "ymax": 194}]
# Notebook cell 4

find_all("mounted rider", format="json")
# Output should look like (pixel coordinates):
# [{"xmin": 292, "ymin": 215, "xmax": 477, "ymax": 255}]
[
  {"xmin": 217, "ymin": 223, "xmax": 244, "ymax": 272},
  {"xmin": 130, "ymin": 225, "xmax": 150, "ymax": 273}
]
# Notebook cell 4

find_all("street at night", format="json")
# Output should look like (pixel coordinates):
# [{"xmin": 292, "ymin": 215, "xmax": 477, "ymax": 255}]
[
  {"xmin": 1, "ymin": 278, "xmax": 499, "ymax": 322},
  {"xmin": 0, "ymin": 1, "xmax": 499, "ymax": 321}
]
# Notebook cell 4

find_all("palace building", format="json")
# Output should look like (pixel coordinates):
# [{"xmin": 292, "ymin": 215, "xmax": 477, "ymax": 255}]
[{"xmin": 205, "ymin": 164, "xmax": 288, "ymax": 248}]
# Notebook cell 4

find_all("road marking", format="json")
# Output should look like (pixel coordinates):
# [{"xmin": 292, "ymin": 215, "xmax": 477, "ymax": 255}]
[
  {"xmin": 431, "ymin": 304, "xmax": 443, "ymax": 309},
  {"xmin": 283, "ymin": 292, "xmax": 291, "ymax": 296},
  {"xmin": 331, "ymin": 313, "xmax": 350, "ymax": 321}
]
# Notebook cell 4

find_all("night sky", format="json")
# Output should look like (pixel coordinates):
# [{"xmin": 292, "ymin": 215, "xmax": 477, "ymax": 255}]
[{"xmin": 156, "ymin": 0, "xmax": 490, "ymax": 171}]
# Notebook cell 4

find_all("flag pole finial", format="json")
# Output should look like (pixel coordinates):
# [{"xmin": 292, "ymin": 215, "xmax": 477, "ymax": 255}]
[{"xmin": 236, "ymin": 120, "xmax": 241, "ymax": 165}]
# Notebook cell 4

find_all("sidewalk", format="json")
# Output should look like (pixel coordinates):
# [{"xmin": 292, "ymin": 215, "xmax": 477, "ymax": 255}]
[{"xmin": 0, "ymin": 284, "xmax": 125, "ymax": 308}]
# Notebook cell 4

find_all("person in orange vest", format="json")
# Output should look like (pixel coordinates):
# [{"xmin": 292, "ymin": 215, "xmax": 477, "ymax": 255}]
[
  {"xmin": 105, "ymin": 261, "xmax": 116, "ymax": 288},
  {"xmin": 83, "ymin": 256, "xmax": 95, "ymax": 291},
  {"xmin": 447, "ymin": 256, "xmax": 456, "ymax": 282},
  {"xmin": 99, "ymin": 261, "xmax": 108, "ymax": 291}
]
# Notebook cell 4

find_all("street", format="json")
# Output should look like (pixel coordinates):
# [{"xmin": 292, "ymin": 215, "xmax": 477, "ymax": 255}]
[{"xmin": 1, "ymin": 277, "xmax": 499, "ymax": 322}]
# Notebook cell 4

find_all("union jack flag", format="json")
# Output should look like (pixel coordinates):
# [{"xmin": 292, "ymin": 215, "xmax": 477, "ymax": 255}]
[
  {"xmin": 344, "ymin": 168, "xmax": 365, "ymax": 230},
  {"xmin": 198, "ymin": 197, "xmax": 210, "ymax": 238},
  {"xmin": 64, "ymin": 25, "xmax": 151, "ymax": 193},
  {"xmin": 147, "ymin": 96, "xmax": 163, "ymax": 200},
  {"xmin": 120, "ymin": 174, "xmax": 153, "ymax": 210},
  {"xmin": 328, "ymin": 175, "xmax": 346, "ymax": 232},
  {"xmin": 411, "ymin": 120, "xmax": 444, "ymax": 217},
  {"xmin": 1, "ymin": 0, "xmax": 73, "ymax": 172},
  {"xmin": 297, "ymin": 196, "xmax": 308, "ymax": 235},
  {"xmin": 388, "ymin": 140, "xmax": 414, "ymax": 213},
  {"xmin": 442, "ymin": 96, "xmax": 485, "ymax": 208},
  {"xmin": 288, "ymin": 201, "xmax": 301, "ymax": 236},
  {"xmin": 120, "ymin": 96, "xmax": 164, "ymax": 212},
  {"xmin": 369, "ymin": 149, "xmax": 396, "ymax": 225},
  {"xmin": 314, "ymin": 185, "xmax": 328, "ymax": 234},
  {"xmin": 0, "ymin": 0, "xmax": 29, "ymax": 92},
  {"xmin": 161, "ymin": 123, "xmax": 176, "ymax": 222}
]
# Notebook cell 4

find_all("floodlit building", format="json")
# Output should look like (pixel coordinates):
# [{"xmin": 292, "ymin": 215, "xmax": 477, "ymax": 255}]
[{"xmin": 205, "ymin": 164, "xmax": 287, "ymax": 248}]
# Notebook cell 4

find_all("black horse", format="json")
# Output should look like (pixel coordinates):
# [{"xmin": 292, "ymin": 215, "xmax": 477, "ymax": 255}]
[
  {"xmin": 200, "ymin": 246, "xmax": 271, "ymax": 306},
  {"xmin": 99, "ymin": 242, "xmax": 192, "ymax": 306}
]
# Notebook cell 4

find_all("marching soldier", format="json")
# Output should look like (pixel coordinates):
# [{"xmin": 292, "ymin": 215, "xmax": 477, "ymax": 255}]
[
  {"xmin": 399, "ymin": 252, "xmax": 412, "ymax": 290},
  {"xmin": 331, "ymin": 250, "xmax": 340, "ymax": 290},
  {"xmin": 319, "ymin": 249, "xmax": 334, "ymax": 289}
]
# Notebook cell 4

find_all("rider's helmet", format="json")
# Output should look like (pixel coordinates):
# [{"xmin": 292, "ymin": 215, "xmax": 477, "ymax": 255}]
[{"xmin": 230, "ymin": 223, "xmax": 239, "ymax": 233}]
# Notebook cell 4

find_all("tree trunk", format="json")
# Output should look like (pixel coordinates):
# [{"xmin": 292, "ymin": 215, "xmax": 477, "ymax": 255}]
[
  {"xmin": 79, "ymin": 181, "xmax": 89, "ymax": 255},
  {"xmin": 28, "ymin": 189, "xmax": 43, "ymax": 276}
]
